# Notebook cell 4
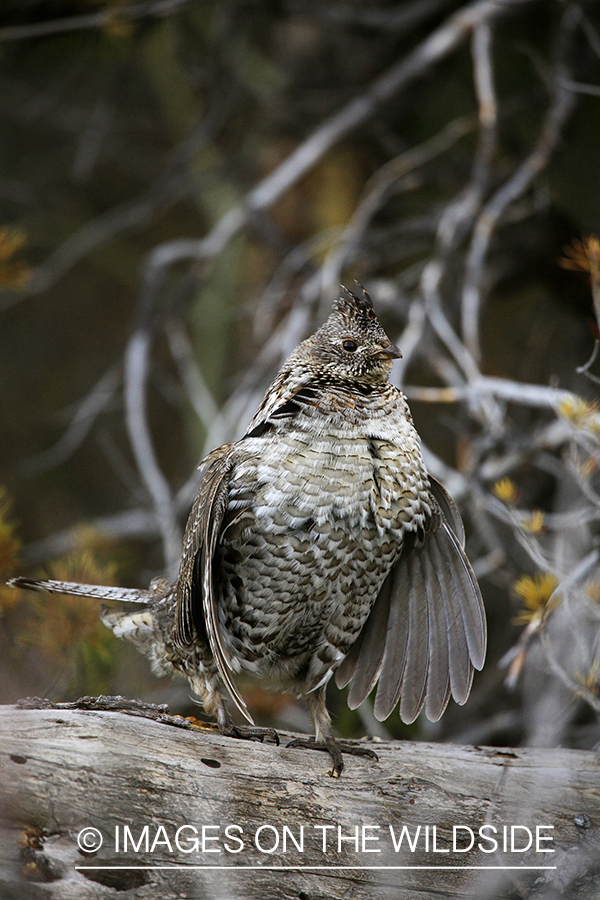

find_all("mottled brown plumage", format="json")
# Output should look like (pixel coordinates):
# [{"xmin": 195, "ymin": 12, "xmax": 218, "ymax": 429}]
[{"xmin": 9, "ymin": 287, "xmax": 486, "ymax": 775}]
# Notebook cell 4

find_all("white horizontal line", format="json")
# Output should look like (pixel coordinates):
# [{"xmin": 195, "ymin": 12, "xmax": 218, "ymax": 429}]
[{"xmin": 75, "ymin": 865, "xmax": 558, "ymax": 871}]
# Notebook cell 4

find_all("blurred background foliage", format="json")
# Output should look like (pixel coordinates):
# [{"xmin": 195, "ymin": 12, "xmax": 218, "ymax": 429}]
[{"xmin": 1, "ymin": 0, "xmax": 600, "ymax": 760}]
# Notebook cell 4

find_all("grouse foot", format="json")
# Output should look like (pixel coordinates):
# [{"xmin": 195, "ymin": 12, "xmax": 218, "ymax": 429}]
[
  {"xmin": 286, "ymin": 735, "xmax": 378, "ymax": 777},
  {"xmin": 217, "ymin": 708, "xmax": 279, "ymax": 745}
]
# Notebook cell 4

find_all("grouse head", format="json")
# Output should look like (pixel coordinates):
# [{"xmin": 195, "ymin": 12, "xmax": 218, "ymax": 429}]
[{"xmin": 304, "ymin": 285, "xmax": 401, "ymax": 385}]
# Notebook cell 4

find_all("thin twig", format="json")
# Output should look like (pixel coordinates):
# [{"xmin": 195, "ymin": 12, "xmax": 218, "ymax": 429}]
[
  {"xmin": 391, "ymin": 300, "xmax": 428, "ymax": 389},
  {"xmin": 165, "ymin": 319, "xmax": 219, "ymax": 429},
  {"xmin": 253, "ymin": 229, "xmax": 341, "ymax": 340},
  {"xmin": 0, "ymin": 175, "xmax": 189, "ymax": 309},
  {"xmin": 540, "ymin": 623, "xmax": 600, "ymax": 715},
  {"xmin": 0, "ymin": 0, "xmax": 193, "ymax": 42},
  {"xmin": 458, "ymin": 19, "xmax": 498, "ymax": 360},
  {"xmin": 577, "ymin": 339, "xmax": 600, "ymax": 376},
  {"xmin": 416, "ymin": 18, "xmax": 503, "ymax": 427},
  {"xmin": 1, "ymin": 101, "xmax": 229, "ymax": 307},
  {"xmin": 581, "ymin": 12, "xmax": 600, "ymax": 60},
  {"xmin": 136, "ymin": 0, "xmax": 538, "ymax": 315},
  {"xmin": 560, "ymin": 78, "xmax": 600, "ymax": 97},
  {"xmin": 95, "ymin": 428, "xmax": 146, "ymax": 501},
  {"xmin": 461, "ymin": 5, "xmax": 579, "ymax": 361},
  {"xmin": 290, "ymin": 0, "xmax": 455, "ymax": 31},
  {"xmin": 411, "ymin": 21, "xmax": 500, "ymax": 395},
  {"xmin": 20, "ymin": 366, "xmax": 121, "ymax": 476},
  {"xmin": 319, "ymin": 115, "xmax": 477, "ymax": 307},
  {"xmin": 412, "ymin": 32, "xmax": 499, "ymax": 416},
  {"xmin": 404, "ymin": 374, "xmax": 584, "ymax": 410},
  {"xmin": 124, "ymin": 330, "xmax": 182, "ymax": 577},
  {"xmin": 22, "ymin": 509, "xmax": 159, "ymax": 564},
  {"xmin": 72, "ymin": 93, "xmax": 115, "ymax": 182},
  {"xmin": 420, "ymin": 260, "xmax": 482, "ymax": 384}
]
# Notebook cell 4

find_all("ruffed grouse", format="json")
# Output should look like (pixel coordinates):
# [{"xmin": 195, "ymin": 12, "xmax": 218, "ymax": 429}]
[{"xmin": 10, "ymin": 287, "xmax": 486, "ymax": 775}]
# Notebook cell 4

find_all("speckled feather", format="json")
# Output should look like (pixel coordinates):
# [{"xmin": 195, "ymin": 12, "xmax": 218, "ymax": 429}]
[{"xmin": 8, "ymin": 287, "xmax": 486, "ymax": 772}]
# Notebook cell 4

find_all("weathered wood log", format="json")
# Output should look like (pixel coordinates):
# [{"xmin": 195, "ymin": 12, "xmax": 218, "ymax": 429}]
[{"xmin": 1, "ymin": 702, "xmax": 599, "ymax": 900}]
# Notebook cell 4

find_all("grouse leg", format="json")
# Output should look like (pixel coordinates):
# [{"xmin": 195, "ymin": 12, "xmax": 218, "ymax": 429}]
[{"xmin": 286, "ymin": 686, "xmax": 378, "ymax": 777}]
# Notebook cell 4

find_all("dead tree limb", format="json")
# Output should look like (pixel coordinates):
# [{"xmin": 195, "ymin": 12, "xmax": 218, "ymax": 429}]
[{"xmin": 1, "ymin": 704, "xmax": 599, "ymax": 900}]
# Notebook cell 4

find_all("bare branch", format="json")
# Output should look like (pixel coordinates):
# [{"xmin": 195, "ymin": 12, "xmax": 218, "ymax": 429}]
[
  {"xmin": 319, "ymin": 115, "xmax": 477, "ymax": 306},
  {"xmin": 472, "ymin": 22, "xmax": 498, "ymax": 151},
  {"xmin": 95, "ymin": 428, "xmax": 146, "ymax": 501},
  {"xmin": 0, "ymin": 99, "xmax": 230, "ymax": 308},
  {"xmin": 0, "ymin": 173, "xmax": 190, "ymax": 309},
  {"xmin": 453, "ymin": 20, "xmax": 499, "ymax": 361},
  {"xmin": 137, "ymin": 0, "xmax": 539, "ymax": 310},
  {"xmin": 0, "ymin": 0, "xmax": 194, "ymax": 42},
  {"xmin": 20, "ymin": 366, "xmax": 121, "ymax": 477},
  {"xmin": 577, "ymin": 339, "xmax": 600, "ymax": 378},
  {"xmin": 561, "ymin": 78, "xmax": 600, "ymax": 98},
  {"xmin": 420, "ymin": 260, "xmax": 483, "ymax": 383},
  {"xmin": 72, "ymin": 94, "xmax": 114, "ymax": 182},
  {"xmin": 540, "ymin": 623, "xmax": 600, "ymax": 715},
  {"xmin": 461, "ymin": 5, "xmax": 579, "ymax": 360},
  {"xmin": 580, "ymin": 13, "xmax": 600, "ymax": 61},
  {"xmin": 22, "ymin": 508, "xmax": 159, "ymax": 564},
  {"xmin": 391, "ymin": 300, "xmax": 428, "ymax": 388},
  {"xmin": 124, "ymin": 330, "xmax": 181, "ymax": 577},
  {"xmin": 253, "ymin": 229, "xmax": 341, "ymax": 340},
  {"xmin": 165, "ymin": 319, "xmax": 219, "ymax": 429},
  {"xmin": 248, "ymin": 1, "xmax": 529, "ymax": 212},
  {"xmin": 415, "ymin": 23, "xmax": 501, "ymax": 414},
  {"xmin": 289, "ymin": 0, "xmax": 455, "ymax": 32},
  {"xmin": 404, "ymin": 374, "xmax": 584, "ymax": 410}
]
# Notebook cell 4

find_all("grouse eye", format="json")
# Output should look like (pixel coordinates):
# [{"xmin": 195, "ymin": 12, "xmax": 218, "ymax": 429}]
[{"xmin": 342, "ymin": 339, "xmax": 358, "ymax": 353}]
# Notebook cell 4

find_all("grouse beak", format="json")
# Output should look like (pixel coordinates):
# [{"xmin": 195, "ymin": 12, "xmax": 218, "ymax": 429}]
[{"xmin": 375, "ymin": 342, "xmax": 402, "ymax": 360}]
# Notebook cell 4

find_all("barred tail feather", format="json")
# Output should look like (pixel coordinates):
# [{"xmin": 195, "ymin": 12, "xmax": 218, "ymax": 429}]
[{"xmin": 7, "ymin": 577, "xmax": 148, "ymax": 604}]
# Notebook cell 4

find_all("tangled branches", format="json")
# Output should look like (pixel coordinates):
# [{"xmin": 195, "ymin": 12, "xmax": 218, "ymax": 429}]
[{"xmin": 2, "ymin": 0, "xmax": 600, "ymax": 776}]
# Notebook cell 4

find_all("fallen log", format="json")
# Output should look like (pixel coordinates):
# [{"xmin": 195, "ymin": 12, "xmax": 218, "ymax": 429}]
[{"xmin": 1, "ymin": 701, "xmax": 599, "ymax": 899}]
